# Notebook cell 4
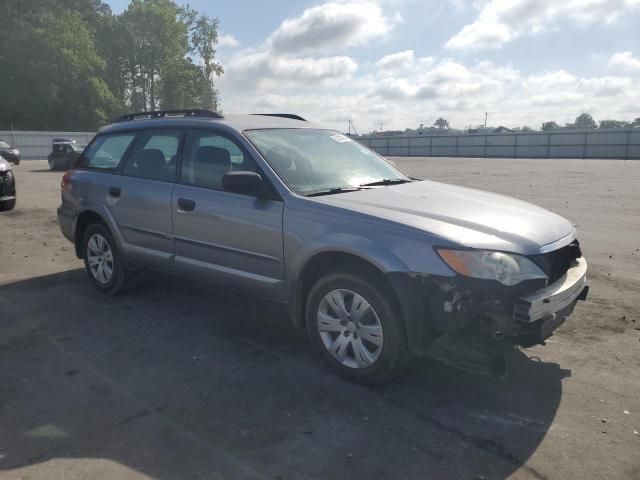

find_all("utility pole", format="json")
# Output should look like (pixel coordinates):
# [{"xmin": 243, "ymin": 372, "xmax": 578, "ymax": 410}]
[
  {"xmin": 484, "ymin": 112, "xmax": 488, "ymax": 128},
  {"xmin": 348, "ymin": 120, "xmax": 351, "ymax": 135}
]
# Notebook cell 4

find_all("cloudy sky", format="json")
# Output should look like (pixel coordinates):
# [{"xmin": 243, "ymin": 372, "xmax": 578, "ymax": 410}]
[{"xmin": 108, "ymin": 0, "xmax": 640, "ymax": 133}]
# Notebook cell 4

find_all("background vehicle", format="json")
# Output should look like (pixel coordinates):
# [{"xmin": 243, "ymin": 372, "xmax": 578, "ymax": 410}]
[
  {"xmin": 0, "ymin": 140, "xmax": 21, "ymax": 165},
  {"xmin": 58, "ymin": 109, "xmax": 588, "ymax": 384},
  {"xmin": 48, "ymin": 139, "xmax": 83, "ymax": 170},
  {"xmin": 0, "ymin": 156, "xmax": 16, "ymax": 211}
]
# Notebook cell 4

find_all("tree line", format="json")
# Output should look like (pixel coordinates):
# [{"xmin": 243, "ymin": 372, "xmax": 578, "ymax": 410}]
[
  {"xmin": 0, "ymin": 0, "xmax": 223, "ymax": 131},
  {"xmin": 421, "ymin": 113, "xmax": 640, "ymax": 135},
  {"xmin": 541, "ymin": 113, "xmax": 640, "ymax": 131}
]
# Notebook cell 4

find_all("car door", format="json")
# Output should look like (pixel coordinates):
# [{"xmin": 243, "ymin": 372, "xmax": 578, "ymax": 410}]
[
  {"xmin": 171, "ymin": 129, "xmax": 285, "ymax": 300},
  {"xmin": 108, "ymin": 129, "xmax": 183, "ymax": 269}
]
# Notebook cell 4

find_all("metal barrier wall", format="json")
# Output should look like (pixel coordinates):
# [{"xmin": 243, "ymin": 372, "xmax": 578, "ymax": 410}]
[
  {"xmin": 3, "ymin": 128, "xmax": 640, "ymax": 160},
  {"xmin": 357, "ymin": 128, "xmax": 640, "ymax": 159},
  {"xmin": 0, "ymin": 131, "xmax": 96, "ymax": 160}
]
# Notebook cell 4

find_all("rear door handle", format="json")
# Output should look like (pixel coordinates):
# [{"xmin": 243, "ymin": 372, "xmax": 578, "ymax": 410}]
[
  {"xmin": 108, "ymin": 186, "xmax": 121, "ymax": 198},
  {"xmin": 178, "ymin": 198, "xmax": 196, "ymax": 212}
]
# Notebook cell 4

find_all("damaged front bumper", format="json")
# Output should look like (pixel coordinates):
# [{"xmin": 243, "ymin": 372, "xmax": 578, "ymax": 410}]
[
  {"xmin": 388, "ymin": 257, "xmax": 589, "ymax": 355},
  {"xmin": 512, "ymin": 257, "xmax": 588, "ymax": 344}
]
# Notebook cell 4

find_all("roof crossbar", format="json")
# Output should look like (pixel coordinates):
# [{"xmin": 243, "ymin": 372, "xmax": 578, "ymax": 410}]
[
  {"xmin": 115, "ymin": 109, "xmax": 223, "ymax": 123},
  {"xmin": 251, "ymin": 113, "xmax": 307, "ymax": 121}
]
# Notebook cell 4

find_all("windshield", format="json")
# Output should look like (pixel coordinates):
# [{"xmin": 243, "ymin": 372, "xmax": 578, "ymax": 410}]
[
  {"xmin": 245, "ymin": 129, "xmax": 409, "ymax": 195},
  {"xmin": 0, "ymin": 141, "xmax": 11, "ymax": 149}
]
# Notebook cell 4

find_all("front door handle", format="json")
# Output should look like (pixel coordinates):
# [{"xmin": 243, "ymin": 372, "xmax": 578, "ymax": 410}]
[
  {"xmin": 178, "ymin": 198, "xmax": 196, "ymax": 212},
  {"xmin": 108, "ymin": 186, "xmax": 121, "ymax": 198}
]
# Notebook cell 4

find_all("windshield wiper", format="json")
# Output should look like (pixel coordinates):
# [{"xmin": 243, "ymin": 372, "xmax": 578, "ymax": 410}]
[
  {"xmin": 304, "ymin": 186, "xmax": 364, "ymax": 197},
  {"xmin": 359, "ymin": 178, "xmax": 411, "ymax": 187}
]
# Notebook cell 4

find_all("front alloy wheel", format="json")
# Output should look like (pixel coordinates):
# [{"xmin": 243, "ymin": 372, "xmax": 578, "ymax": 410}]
[
  {"xmin": 317, "ymin": 289, "xmax": 384, "ymax": 369},
  {"xmin": 306, "ymin": 268, "xmax": 409, "ymax": 384}
]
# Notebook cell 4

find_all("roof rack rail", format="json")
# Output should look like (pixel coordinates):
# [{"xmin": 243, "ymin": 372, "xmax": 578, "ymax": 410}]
[
  {"xmin": 251, "ymin": 113, "xmax": 307, "ymax": 121},
  {"xmin": 115, "ymin": 109, "xmax": 223, "ymax": 123}
]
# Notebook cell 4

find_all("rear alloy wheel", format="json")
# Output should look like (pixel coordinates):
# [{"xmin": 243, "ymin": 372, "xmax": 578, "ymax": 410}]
[
  {"xmin": 306, "ymin": 269, "xmax": 409, "ymax": 384},
  {"xmin": 82, "ymin": 223, "xmax": 135, "ymax": 294},
  {"xmin": 87, "ymin": 233, "xmax": 114, "ymax": 285}
]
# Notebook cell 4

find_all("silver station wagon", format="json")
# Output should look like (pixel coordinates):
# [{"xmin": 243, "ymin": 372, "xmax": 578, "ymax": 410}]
[{"xmin": 58, "ymin": 109, "xmax": 588, "ymax": 384}]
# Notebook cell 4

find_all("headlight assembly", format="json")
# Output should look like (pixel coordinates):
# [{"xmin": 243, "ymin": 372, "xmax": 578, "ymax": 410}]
[{"xmin": 436, "ymin": 248, "xmax": 547, "ymax": 286}]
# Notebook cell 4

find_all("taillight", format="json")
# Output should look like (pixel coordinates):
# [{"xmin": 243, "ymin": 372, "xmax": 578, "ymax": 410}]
[{"xmin": 61, "ymin": 171, "xmax": 72, "ymax": 192}]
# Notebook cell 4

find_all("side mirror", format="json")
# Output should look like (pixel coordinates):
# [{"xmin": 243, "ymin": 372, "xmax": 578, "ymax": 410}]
[{"xmin": 222, "ymin": 171, "xmax": 263, "ymax": 195}]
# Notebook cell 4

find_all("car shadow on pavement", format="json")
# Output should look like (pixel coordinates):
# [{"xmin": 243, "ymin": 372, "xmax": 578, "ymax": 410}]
[{"xmin": 0, "ymin": 269, "xmax": 569, "ymax": 480}]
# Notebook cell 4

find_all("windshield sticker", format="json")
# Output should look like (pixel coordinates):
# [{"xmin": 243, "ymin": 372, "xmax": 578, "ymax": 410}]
[{"xmin": 330, "ymin": 134, "xmax": 352, "ymax": 143}]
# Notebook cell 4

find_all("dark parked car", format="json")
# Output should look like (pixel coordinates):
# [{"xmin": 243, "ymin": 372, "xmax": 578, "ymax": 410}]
[
  {"xmin": 0, "ymin": 156, "xmax": 16, "ymax": 211},
  {"xmin": 0, "ymin": 141, "xmax": 21, "ymax": 165},
  {"xmin": 48, "ymin": 140, "xmax": 83, "ymax": 170}
]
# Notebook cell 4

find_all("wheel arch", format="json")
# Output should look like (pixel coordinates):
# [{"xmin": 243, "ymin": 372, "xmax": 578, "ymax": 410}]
[
  {"xmin": 289, "ymin": 249, "xmax": 407, "ymax": 333},
  {"xmin": 73, "ymin": 207, "xmax": 122, "ymax": 259}
]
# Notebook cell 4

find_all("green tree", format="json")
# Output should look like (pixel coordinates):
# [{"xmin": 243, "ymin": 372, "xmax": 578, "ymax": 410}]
[
  {"xmin": 599, "ymin": 119, "xmax": 629, "ymax": 129},
  {"xmin": 0, "ymin": 0, "xmax": 122, "ymax": 130},
  {"xmin": 46, "ymin": 11, "xmax": 122, "ymax": 128},
  {"xmin": 187, "ymin": 13, "xmax": 224, "ymax": 110},
  {"xmin": 434, "ymin": 117, "xmax": 449, "ymax": 130},
  {"xmin": 573, "ymin": 113, "xmax": 597, "ymax": 129},
  {"xmin": 120, "ymin": 0, "xmax": 191, "ymax": 111},
  {"xmin": 0, "ymin": 0, "xmax": 225, "ymax": 129},
  {"xmin": 541, "ymin": 121, "xmax": 560, "ymax": 131},
  {"xmin": 632, "ymin": 117, "xmax": 640, "ymax": 127}
]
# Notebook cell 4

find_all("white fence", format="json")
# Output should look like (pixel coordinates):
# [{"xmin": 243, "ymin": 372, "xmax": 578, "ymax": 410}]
[
  {"xmin": 3, "ymin": 128, "xmax": 640, "ymax": 160},
  {"xmin": 0, "ymin": 130, "xmax": 96, "ymax": 160},
  {"xmin": 357, "ymin": 128, "xmax": 640, "ymax": 159}
]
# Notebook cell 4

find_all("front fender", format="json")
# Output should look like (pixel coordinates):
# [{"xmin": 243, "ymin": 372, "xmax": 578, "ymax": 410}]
[{"xmin": 288, "ymin": 232, "xmax": 410, "ymax": 278}]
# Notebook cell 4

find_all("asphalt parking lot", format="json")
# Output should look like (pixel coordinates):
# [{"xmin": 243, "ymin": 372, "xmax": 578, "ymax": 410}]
[{"xmin": 1, "ymin": 158, "xmax": 639, "ymax": 480}]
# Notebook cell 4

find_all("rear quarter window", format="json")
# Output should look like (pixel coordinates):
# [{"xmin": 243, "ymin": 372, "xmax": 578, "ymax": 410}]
[{"xmin": 81, "ymin": 134, "xmax": 136, "ymax": 170}]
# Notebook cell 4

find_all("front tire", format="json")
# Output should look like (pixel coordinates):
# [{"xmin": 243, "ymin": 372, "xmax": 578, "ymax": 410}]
[
  {"xmin": 306, "ymin": 269, "xmax": 409, "ymax": 384},
  {"xmin": 0, "ymin": 198, "xmax": 16, "ymax": 211},
  {"xmin": 82, "ymin": 223, "xmax": 134, "ymax": 294}
]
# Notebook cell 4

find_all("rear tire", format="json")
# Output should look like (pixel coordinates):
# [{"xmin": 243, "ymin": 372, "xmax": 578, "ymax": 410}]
[
  {"xmin": 48, "ymin": 158, "xmax": 57, "ymax": 170},
  {"xmin": 306, "ymin": 268, "xmax": 410, "ymax": 384},
  {"xmin": 82, "ymin": 223, "xmax": 135, "ymax": 294}
]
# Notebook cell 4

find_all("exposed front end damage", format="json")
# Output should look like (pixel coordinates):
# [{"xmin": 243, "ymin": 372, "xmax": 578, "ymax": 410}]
[{"xmin": 389, "ymin": 241, "xmax": 589, "ymax": 375}]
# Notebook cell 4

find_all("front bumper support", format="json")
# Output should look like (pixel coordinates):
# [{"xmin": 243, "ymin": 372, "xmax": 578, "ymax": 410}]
[{"xmin": 513, "ymin": 257, "xmax": 588, "ymax": 324}]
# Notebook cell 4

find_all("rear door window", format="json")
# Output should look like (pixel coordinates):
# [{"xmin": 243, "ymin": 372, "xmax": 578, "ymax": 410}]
[
  {"xmin": 81, "ymin": 134, "xmax": 136, "ymax": 170},
  {"xmin": 122, "ymin": 130, "xmax": 182, "ymax": 182}
]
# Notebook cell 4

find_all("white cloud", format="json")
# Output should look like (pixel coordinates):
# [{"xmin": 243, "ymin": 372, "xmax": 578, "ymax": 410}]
[
  {"xmin": 608, "ymin": 51, "xmax": 640, "ymax": 71},
  {"xmin": 445, "ymin": 20, "xmax": 513, "ymax": 50},
  {"xmin": 217, "ymin": 1, "xmax": 640, "ymax": 132},
  {"xmin": 375, "ymin": 50, "xmax": 415, "ymax": 70},
  {"xmin": 445, "ymin": 0, "xmax": 639, "ymax": 50},
  {"xmin": 218, "ymin": 33, "xmax": 240, "ymax": 48},
  {"xmin": 268, "ymin": 1, "xmax": 395, "ymax": 53},
  {"xmin": 370, "ymin": 59, "xmax": 509, "ymax": 102},
  {"xmin": 224, "ymin": 50, "xmax": 357, "ymax": 88}
]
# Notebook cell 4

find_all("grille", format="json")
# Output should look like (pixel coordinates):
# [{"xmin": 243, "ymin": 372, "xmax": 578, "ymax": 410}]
[{"xmin": 531, "ymin": 240, "xmax": 582, "ymax": 285}]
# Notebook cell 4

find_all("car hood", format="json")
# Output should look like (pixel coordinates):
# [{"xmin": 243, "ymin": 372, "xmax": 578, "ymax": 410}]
[{"xmin": 311, "ymin": 180, "xmax": 575, "ymax": 254}]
